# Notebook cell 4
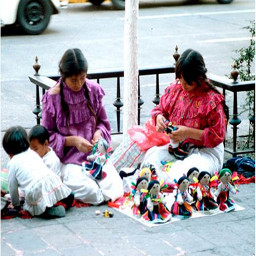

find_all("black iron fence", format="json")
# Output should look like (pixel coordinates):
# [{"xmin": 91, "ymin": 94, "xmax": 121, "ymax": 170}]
[{"xmin": 29, "ymin": 52, "xmax": 255, "ymax": 157}]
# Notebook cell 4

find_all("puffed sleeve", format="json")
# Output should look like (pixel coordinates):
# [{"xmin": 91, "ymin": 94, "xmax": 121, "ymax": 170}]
[
  {"xmin": 151, "ymin": 83, "xmax": 175, "ymax": 125},
  {"xmin": 95, "ymin": 86, "xmax": 111, "ymax": 144},
  {"xmin": 42, "ymin": 92, "xmax": 66, "ymax": 159},
  {"xmin": 8, "ymin": 163, "xmax": 20, "ymax": 207},
  {"xmin": 200, "ymin": 102, "xmax": 227, "ymax": 148}
]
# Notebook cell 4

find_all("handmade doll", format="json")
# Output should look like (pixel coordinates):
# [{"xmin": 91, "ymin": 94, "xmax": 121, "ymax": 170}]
[
  {"xmin": 187, "ymin": 167, "xmax": 199, "ymax": 203},
  {"xmin": 195, "ymin": 171, "xmax": 218, "ymax": 211},
  {"xmin": 139, "ymin": 167, "xmax": 152, "ymax": 182},
  {"xmin": 171, "ymin": 176, "xmax": 193, "ymax": 217},
  {"xmin": 131, "ymin": 177, "xmax": 149, "ymax": 216},
  {"xmin": 142, "ymin": 180, "xmax": 171, "ymax": 222},
  {"xmin": 164, "ymin": 121, "xmax": 189, "ymax": 160},
  {"xmin": 82, "ymin": 138, "xmax": 111, "ymax": 180},
  {"xmin": 214, "ymin": 168, "xmax": 237, "ymax": 212}
]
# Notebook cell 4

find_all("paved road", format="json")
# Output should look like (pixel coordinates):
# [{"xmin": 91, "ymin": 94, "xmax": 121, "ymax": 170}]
[{"xmin": 1, "ymin": 183, "xmax": 255, "ymax": 256}]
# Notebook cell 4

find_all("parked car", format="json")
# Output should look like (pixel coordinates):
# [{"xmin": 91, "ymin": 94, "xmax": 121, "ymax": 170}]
[
  {"xmin": 88, "ymin": 0, "xmax": 233, "ymax": 10},
  {"xmin": 0, "ymin": 0, "xmax": 60, "ymax": 35}
]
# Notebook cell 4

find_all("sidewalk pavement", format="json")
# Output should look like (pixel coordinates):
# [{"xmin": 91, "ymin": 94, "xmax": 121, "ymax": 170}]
[
  {"xmin": 1, "ymin": 183, "xmax": 255, "ymax": 256},
  {"xmin": 1, "ymin": 126, "xmax": 255, "ymax": 256}
]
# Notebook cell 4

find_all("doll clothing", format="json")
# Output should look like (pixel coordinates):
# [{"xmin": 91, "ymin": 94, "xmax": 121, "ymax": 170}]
[
  {"xmin": 171, "ymin": 191, "xmax": 193, "ymax": 217},
  {"xmin": 7, "ymin": 149, "xmax": 72, "ymax": 216},
  {"xmin": 195, "ymin": 184, "xmax": 218, "ymax": 211}
]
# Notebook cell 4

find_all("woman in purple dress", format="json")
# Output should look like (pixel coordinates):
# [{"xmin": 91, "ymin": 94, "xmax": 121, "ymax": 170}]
[{"xmin": 42, "ymin": 48, "xmax": 123, "ymax": 204}]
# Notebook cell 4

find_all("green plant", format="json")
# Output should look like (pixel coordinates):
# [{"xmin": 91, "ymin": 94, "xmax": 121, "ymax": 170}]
[
  {"xmin": 232, "ymin": 20, "xmax": 255, "ymax": 114},
  {"xmin": 230, "ymin": 20, "xmax": 255, "ymax": 149}
]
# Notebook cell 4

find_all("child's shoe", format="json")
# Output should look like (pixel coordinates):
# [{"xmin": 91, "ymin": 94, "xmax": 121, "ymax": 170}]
[{"xmin": 45, "ymin": 205, "xmax": 66, "ymax": 218}]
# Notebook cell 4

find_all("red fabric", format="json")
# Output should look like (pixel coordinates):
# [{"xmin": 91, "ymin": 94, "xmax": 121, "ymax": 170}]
[
  {"xmin": 151, "ymin": 80, "xmax": 227, "ymax": 148},
  {"xmin": 236, "ymin": 174, "xmax": 255, "ymax": 184},
  {"xmin": 1, "ymin": 200, "xmax": 90, "ymax": 219},
  {"xmin": 128, "ymin": 119, "xmax": 170, "ymax": 151}
]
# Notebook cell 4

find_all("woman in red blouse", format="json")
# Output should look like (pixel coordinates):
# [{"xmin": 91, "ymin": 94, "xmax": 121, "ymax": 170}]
[{"xmin": 111, "ymin": 49, "xmax": 228, "ymax": 182}]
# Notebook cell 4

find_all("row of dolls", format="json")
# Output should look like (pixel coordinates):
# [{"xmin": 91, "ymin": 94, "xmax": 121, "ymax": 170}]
[
  {"xmin": 130, "ymin": 165, "xmax": 239, "ymax": 221},
  {"xmin": 171, "ymin": 167, "xmax": 238, "ymax": 217}
]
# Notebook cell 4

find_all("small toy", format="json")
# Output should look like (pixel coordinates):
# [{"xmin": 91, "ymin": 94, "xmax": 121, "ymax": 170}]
[
  {"xmin": 171, "ymin": 176, "xmax": 193, "ymax": 217},
  {"xmin": 131, "ymin": 177, "xmax": 149, "ymax": 216},
  {"xmin": 139, "ymin": 167, "xmax": 152, "ymax": 181},
  {"xmin": 214, "ymin": 168, "xmax": 238, "ymax": 212},
  {"xmin": 82, "ymin": 138, "xmax": 111, "ymax": 180},
  {"xmin": 164, "ymin": 120, "xmax": 189, "ymax": 160},
  {"xmin": 187, "ymin": 167, "xmax": 199, "ymax": 203},
  {"xmin": 95, "ymin": 210, "xmax": 101, "ymax": 215},
  {"xmin": 142, "ymin": 180, "xmax": 171, "ymax": 222},
  {"xmin": 195, "ymin": 171, "xmax": 218, "ymax": 211},
  {"xmin": 164, "ymin": 121, "xmax": 179, "ymax": 149},
  {"xmin": 103, "ymin": 210, "xmax": 114, "ymax": 218}
]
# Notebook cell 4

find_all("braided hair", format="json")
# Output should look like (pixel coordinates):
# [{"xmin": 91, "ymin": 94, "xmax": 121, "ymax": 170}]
[
  {"xmin": 58, "ymin": 48, "xmax": 96, "ymax": 125},
  {"xmin": 175, "ymin": 49, "xmax": 229, "ymax": 121}
]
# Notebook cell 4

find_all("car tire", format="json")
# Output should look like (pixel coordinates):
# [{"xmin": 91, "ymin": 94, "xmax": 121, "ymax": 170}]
[
  {"xmin": 216, "ymin": 0, "xmax": 233, "ymax": 3},
  {"xmin": 111, "ymin": 0, "xmax": 125, "ymax": 10},
  {"xmin": 88, "ymin": 0, "xmax": 105, "ymax": 6},
  {"xmin": 17, "ymin": 0, "xmax": 53, "ymax": 35}
]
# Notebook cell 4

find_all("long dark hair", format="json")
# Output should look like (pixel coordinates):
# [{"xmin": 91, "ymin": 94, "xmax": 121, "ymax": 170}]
[
  {"xmin": 2, "ymin": 126, "xmax": 29, "ymax": 155},
  {"xmin": 58, "ymin": 48, "xmax": 96, "ymax": 125},
  {"xmin": 175, "ymin": 49, "xmax": 229, "ymax": 120}
]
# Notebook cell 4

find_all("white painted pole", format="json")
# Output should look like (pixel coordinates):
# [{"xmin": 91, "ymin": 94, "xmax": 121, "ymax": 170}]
[{"xmin": 123, "ymin": 0, "xmax": 139, "ymax": 139}]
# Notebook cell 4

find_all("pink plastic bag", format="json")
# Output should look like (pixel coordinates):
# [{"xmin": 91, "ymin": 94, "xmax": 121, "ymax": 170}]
[{"xmin": 128, "ymin": 119, "xmax": 170, "ymax": 151}]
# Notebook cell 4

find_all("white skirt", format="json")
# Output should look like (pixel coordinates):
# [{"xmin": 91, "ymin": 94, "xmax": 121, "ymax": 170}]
[
  {"xmin": 24, "ymin": 174, "xmax": 72, "ymax": 216},
  {"xmin": 61, "ymin": 161, "xmax": 124, "ymax": 205},
  {"xmin": 141, "ymin": 142, "xmax": 224, "ymax": 182}
]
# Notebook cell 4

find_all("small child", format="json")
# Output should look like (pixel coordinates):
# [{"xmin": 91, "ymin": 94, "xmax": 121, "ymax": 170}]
[
  {"xmin": 29, "ymin": 125, "xmax": 61, "ymax": 178},
  {"xmin": 2, "ymin": 126, "xmax": 74, "ymax": 218}
]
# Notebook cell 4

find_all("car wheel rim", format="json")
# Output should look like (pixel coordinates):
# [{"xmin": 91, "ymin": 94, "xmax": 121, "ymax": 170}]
[{"xmin": 26, "ymin": 1, "xmax": 44, "ymax": 25}]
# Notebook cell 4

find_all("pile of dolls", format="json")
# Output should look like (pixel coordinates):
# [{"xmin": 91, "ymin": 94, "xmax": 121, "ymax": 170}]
[
  {"xmin": 129, "ymin": 165, "xmax": 173, "ymax": 223},
  {"xmin": 126, "ymin": 164, "xmax": 239, "ymax": 222}
]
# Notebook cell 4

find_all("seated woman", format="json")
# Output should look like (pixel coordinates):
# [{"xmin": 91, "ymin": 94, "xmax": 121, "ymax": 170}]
[
  {"xmin": 42, "ymin": 48, "xmax": 123, "ymax": 205},
  {"xmin": 110, "ymin": 49, "xmax": 228, "ymax": 182}
]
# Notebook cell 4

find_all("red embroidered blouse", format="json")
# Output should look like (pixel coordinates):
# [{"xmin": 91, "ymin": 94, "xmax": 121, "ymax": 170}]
[{"xmin": 151, "ymin": 80, "xmax": 227, "ymax": 148}]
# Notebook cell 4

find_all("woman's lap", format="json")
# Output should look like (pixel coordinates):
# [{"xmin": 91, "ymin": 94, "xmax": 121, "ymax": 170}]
[
  {"xmin": 110, "ymin": 138, "xmax": 224, "ymax": 183},
  {"xmin": 61, "ymin": 163, "xmax": 104, "ymax": 205},
  {"xmin": 61, "ymin": 161, "xmax": 124, "ymax": 204}
]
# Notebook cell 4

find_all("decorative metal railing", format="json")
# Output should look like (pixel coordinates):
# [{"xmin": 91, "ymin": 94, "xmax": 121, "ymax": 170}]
[{"xmin": 28, "ymin": 48, "xmax": 255, "ymax": 157}]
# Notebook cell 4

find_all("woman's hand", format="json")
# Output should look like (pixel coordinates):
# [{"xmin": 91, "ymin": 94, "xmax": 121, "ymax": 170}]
[
  {"xmin": 156, "ymin": 114, "xmax": 166, "ymax": 132},
  {"xmin": 74, "ymin": 137, "xmax": 93, "ymax": 153},
  {"xmin": 169, "ymin": 125, "xmax": 188, "ymax": 143},
  {"xmin": 169, "ymin": 125, "xmax": 203, "ymax": 143},
  {"xmin": 91, "ymin": 130, "xmax": 102, "ymax": 145}
]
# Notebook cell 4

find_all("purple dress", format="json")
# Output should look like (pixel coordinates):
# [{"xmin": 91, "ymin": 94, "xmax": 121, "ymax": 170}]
[{"xmin": 42, "ymin": 78, "xmax": 111, "ymax": 165}]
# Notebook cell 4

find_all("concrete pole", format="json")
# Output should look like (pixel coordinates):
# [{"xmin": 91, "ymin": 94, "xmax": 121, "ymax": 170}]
[{"xmin": 123, "ymin": 0, "xmax": 139, "ymax": 138}]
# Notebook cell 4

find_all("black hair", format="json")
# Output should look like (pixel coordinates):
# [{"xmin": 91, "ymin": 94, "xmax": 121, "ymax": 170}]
[
  {"xmin": 198, "ymin": 171, "xmax": 211, "ymax": 182},
  {"xmin": 187, "ymin": 167, "xmax": 199, "ymax": 178},
  {"xmin": 135, "ymin": 177, "xmax": 148, "ymax": 188},
  {"xmin": 2, "ymin": 126, "xmax": 29, "ymax": 155},
  {"xmin": 175, "ymin": 49, "xmax": 229, "ymax": 120},
  {"xmin": 177, "ymin": 176, "xmax": 189, "ymax": 185},
  {"xmin": 58, "ymin": 48, "xmax": 96, "ymax": 125},
  {"xmin": 147, "ymin": 180, "xmax": 160, "ymax": 192},
  {"xmin": 28, "ymin": 125, "xmax": 49, "ymax": 145}
]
